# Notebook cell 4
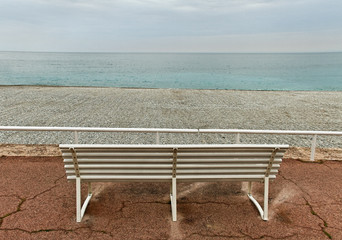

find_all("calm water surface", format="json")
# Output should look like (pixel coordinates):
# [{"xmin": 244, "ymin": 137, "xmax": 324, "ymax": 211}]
[{"xmin": 1, "ymin": 52, "xmax": 342, "ymax": 90}]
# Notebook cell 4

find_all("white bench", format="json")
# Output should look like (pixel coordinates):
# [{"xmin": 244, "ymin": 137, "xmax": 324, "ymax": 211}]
[{"xmin": 60, "ymin": 144, "xmax": 288, "ymax": 222}]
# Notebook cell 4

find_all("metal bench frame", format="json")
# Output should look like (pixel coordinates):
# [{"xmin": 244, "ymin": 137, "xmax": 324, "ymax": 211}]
[{"xmin": 60, "ymin": 144, "xmax": 288, "ymax": 222}]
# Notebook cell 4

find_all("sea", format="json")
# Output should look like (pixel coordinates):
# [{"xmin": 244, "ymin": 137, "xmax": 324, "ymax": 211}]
[{"xmin": 1, "ymin": 51, "xmax": 342, "ymax": 91}]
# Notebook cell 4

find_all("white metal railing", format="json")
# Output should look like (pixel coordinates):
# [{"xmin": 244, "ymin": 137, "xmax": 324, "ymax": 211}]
[{"xmin": 1, "ymin": 126, "xmax": 342, "ymax": 161}]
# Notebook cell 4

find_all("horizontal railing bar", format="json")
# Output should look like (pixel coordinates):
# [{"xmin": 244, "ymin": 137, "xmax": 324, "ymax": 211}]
[
  {"xmin": 0, "ymin": 126, "xmax": 199, "ymax": 133},
  {"xmin": 0, "ymin": 126, "xmax": 342, "ymax": 136},
  {"xmin": 199, "ymin": 129, "xmax": 342, "ymax": 136}
]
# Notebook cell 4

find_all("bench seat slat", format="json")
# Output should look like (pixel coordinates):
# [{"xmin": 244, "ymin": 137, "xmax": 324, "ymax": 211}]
[
  {"xmin": 65, "ymin": 175, "xmax": 276, "ymax": 181},
  {"xmin": 63, "ymin": 158, "xmax": 282, "ymax": 163},
  {"xmin": 65, "ymin": 168, "xmax": 279, "ymax": 174},
  {"xmin": 66, "ymin": 169, "xmax": 278, "ymax": 174},
  {"xmin": 63, "ymin": 158, "xmax": 173, "ymax": 163},
  {"xmin": 62, "ymin": 152, "xmax": 285, "ymax": 158},
  {"xmin": 64, "ymin": 159, "xmax": 281, "ymax": 164},
  {"xmin": 177, "ymin": 159, "xmax": 282, "ymax": 163},
  {"xmin": 64, "ymin": 164, "xmax": 173, "ymax": 169},
  {"xmin": 60, "ymin": 144, "xmax": 288, "ymax": 147},
  {"xmin": 62, "ymin": 152, "xmax": 173, "ymax": 157},
  {"xmin": 67, "ymin": 175, "xmax": 172, "ymax": 180},
  {"xmin": 66, "ymin": 169, "xmax": 173, "ymax": 174},
  {"xmin": 61, "ymin": 149, "xmax": 172, "ymax": 152},
  {"xmin": 176, "ymin": 174, "xmax": 276, "ymax": 179},
  {"xmin": 64, "ymin": 163, "xmax": 280, "ymax": 169},
  {"xmin": 174, "ymin": 163, "xmax": 280, "ymax": 168},
  {"xmin": 177, "ymin": 152, "xmax": 285, "ymax": 157}
]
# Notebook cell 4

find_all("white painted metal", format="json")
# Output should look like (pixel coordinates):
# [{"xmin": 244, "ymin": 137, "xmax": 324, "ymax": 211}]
[
  {"xmin": 171, "ymin": 177, "xmax": 177, "ymax": 221},
  {"xmin": 66, "ymin": 169, "xmax": 173, "ymax": 174},
  {"xmin": 263, "ymin": 177, "xmax": 269, "ymax": 221},
  {"xmin": 81, "ymin": 192, "xmax": 93, "ymax": 221},
  {"xmin": 247, "ymin": 193, "xmax": 264, "ymax": 219},
  {"xmin": 62, "ymin": 158, "xmax": 283, "ymax": 163},
  {"xmin": 156, "ymin": 132, "xmax": 160, "ymax": 144},
  {"xmin": 2, "ymin": 125, "xmax": 342, "ymax": 161},
  {"xmin": 68, "ymin": 175, "xmax": 173, "ymax": 180},
  {"xmin": 76, "ymin": 179, "xmax": 93, "ymax": 222},
  {"xmin": 176, "ymin": 175, "xmax": 276, "ymax": 180},
  {"xmin": 236, "ymin": 133, "xmax": 240, "ymax": 144},
  {"xmin": 65, "ymin": 169, "xmax": 279, "ymax": 174},
  {"xmin": 0, "ymin": 126, "xmax": 200, "ymax": 133},
  {"xmin": 2, "ymin": 126, "xmax": 342, "ymax": 136},
  {"xmin": 199, "ymin": 128, "xmax": 342, "ymax": 136},
  {"xmin": 60, "ymin": 144, "xmax": 288, "ymax": 222},
  {"xmin": 247, "ymin": 177, "xmax": 269, "ymax": 221},
  {"xmin": 247, "ymin": 194, "xmax": 264, "ymax": 217},
  {"xmin": 76, "ymin": 177, "xmax": 81, "ymax": 222},
  {"xmin": 60, "ymin": 144, "xmax": 289, "ymax": 149},
  {"xmin": 66, "ymin": 164, "xmax": 173, "ymax": 169},
  {"xmin": 74, "ymin": 131, "xmax": 79, "ymax": 144},
  {"xmin": 310, "ymin": 135, "xmax": 317, "ymax": 161}
]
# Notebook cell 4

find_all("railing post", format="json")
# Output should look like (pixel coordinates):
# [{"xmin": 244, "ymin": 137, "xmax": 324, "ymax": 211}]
[
  {"xmin": 310, "ymin": 134, "xmax": 317, "ymax": 161},
  {"xmin": 74, "ymin": 131, "xmax": 79, "ymax": 144},
  {"xmin": 236, "ymin": 133, "xmax": 240, "ymax": 144},
  {"xmin": 156, "ymin": 132, "xmax": 160, "ymax": 144}
]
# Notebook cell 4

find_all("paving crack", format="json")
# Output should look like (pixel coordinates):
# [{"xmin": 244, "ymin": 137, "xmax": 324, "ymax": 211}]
[
  {"xmin": 287, "ymin": 224, "xmax": 325, "ymax": 237},
  {"xmin": 0, "ymin": 174, "xmax": 66, "ymax": 228},
  {"xmin": 240, "ymin": 230, "xmax": 298, "ymax": 239},
  {"xmin": 282, "ymin": 201, "xmax": 342, "ymax": 207},
  {"xmin": 185, "ymin": 232, "xmax": 245, "ymax": 239},
  {"xmin": 29, "ymin": 174, "xmax": 66, "ymax": 200},
  {"xmin": 54, "ymin": 174, "xmax": 66, "ymax": 184},
  {"xmin": 124, "ymin": 200, "xmax": 170, "ymax": 207},
  {"xmin": 322, "ymin": 162, "xmax": 333, "ymax": 170},
  {"xmin": 116, "ymin": 201, "xmax": 127, "ymax": 215},
  {"xmin": 0, "ymin": 226, "xmax": 113, "ymax": 237},
  {"xmin": 304, "ymin": 197, "xmax": 332, "ymax": 239},
  {"xmin": 114, "ymin": 201, "xmax": 143, "ymax": 219},
  {"xmin": 278, "ymin": 171, "xmax": 311, "ymax": 198},
  {"xmin": 126, "ymin": 200, "xmax": 242, "ymax": 209},
  {"xmin": 181, "ymin": 201, "xmax": 247, "ymax": 208},
  {"xmin": 0, "ymin": 196, "xmax": 26, "ymax": 227},
  {"xmin": 0, "ymin": 227, "xmax": 73, "ymax": 234},
  {"xmin": 87, "ymin": 228, "xmax": 113, "ymax": 238},
  {"xmin": 28, "ymin": 186, "xmax": 58, "ymax": 200}
]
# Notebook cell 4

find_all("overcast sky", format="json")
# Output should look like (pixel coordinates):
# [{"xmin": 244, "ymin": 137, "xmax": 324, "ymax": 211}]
[{"xmin": 1, "ymin": 0, "xmax": 342, "ymax": 53}]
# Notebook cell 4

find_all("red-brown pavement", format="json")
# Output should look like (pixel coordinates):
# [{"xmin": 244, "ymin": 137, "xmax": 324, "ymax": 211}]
[{"xmin": 1, "ymin": 148, "xmax": 342, "ymax": 239}]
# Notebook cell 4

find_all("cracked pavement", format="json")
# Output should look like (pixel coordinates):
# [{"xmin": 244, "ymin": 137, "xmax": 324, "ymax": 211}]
[{"xmin": 1, "ymin": 146, "xmax": 342, "ymax": 239}]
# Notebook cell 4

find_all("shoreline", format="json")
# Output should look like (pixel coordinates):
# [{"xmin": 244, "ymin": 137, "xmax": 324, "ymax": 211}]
[{"xmin": 1, "ymin": 84, "xmax": 342, "ymax": 92}]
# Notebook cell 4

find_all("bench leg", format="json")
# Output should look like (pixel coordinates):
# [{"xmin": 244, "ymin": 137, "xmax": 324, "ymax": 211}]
[
  {"xmin": 76, "ymin": 177, "xmax": 81, "ymax": 222},
  {"xmin": 263, "ymin": 177, "xmax": 269, "ymax": 221},
  {"xmin": 76, "ymin": 178, "xmax": 93, "ymax": 222},
  {"xmin": 247, "ymin": 177, "xmax": 269, "ymax": 221},
  {"xmin": 248, "ymin": 181, "xmax": 252, "ymax": 195},
  {"xmin": 170, "ymin": 177, "xmax": 177, "ymax": 221}
]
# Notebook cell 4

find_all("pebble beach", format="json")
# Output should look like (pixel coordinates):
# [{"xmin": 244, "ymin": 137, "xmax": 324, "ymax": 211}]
[{"xmin": 0, "ymin": 86, "xmax": 341, "ymax": 148}]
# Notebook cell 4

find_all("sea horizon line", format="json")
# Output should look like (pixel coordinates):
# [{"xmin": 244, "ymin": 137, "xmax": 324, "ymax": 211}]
[{"xmin": 1, "ymin": 50, "xmax": 342, "ymax": 55}]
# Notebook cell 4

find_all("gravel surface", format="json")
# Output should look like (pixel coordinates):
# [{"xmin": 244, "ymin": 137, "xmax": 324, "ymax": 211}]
[{"xmin": 0, "ymin": 86, "xmax": 341, "ymax": 148}]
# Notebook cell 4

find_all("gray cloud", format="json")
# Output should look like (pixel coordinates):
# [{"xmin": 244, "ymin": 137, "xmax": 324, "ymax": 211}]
[{"xmin": 0, "ymin": 0, "xmax": 341, "ymax": 52}]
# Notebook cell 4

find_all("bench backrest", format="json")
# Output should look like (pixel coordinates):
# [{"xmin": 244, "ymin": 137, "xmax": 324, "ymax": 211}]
[{"xmin": 60, "ymin": 144, "xmax": 288, "ymax": 182}]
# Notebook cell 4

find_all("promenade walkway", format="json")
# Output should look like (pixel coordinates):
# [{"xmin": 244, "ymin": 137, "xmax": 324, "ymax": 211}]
[{"xmin": 0, "ymin": 145, "xmax": 341, "ymax": 239}]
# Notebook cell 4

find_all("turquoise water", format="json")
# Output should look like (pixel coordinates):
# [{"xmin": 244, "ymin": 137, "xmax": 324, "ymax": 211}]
[{"xmin": 1, "ymin": 51, "xmax": 342, "ymax": 90}]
